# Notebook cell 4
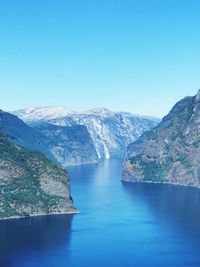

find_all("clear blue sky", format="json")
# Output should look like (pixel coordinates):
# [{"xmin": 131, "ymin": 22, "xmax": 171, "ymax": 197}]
[{"xmin": 0, "ymin": 0, "xmax": 200, "ymax": 117}]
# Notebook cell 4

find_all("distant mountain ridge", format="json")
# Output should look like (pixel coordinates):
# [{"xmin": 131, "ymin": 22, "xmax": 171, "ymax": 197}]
[
  {"xmin": 14, "ymin": 106, "xmax": 160, "ymax": 124},
  {"xmin": 14, "ymin": 106, "xmax": 77, "ymax": 125},
  {"xmin": 0, "ymin": 109, "xmax": 98, "ymax": 167},
  {"xmin": 12, "ymin": 107, "xmax": 159, "ymax": 161},
  {"xmin": 122, "ymin": 90, "xmax": 200, "ymax": 188}
]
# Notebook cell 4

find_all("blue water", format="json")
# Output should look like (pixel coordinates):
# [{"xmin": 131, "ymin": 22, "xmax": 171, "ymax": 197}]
[{"xmin": 1, "ymin": 158, "xmax": 200, "ymax": 267}]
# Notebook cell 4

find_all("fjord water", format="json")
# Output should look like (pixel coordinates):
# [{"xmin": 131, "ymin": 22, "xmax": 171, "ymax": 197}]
[{"xmin": 1, "ymin": 159, "xmax": 200, "ymax": 267}]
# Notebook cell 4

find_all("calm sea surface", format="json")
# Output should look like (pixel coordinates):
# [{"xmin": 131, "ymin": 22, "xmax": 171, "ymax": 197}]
[{"xmin": 1, "ymin": 158, "xmax": 200, "ymax": 267}]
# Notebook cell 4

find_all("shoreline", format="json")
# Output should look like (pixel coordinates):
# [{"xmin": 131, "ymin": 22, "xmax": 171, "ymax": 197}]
[
  {"xmin": 0, "ymin": 209, "xmax": 79, "ymax": 222},
  {"xmin": 121, "ymin": 178, "xmax": 200, "ymax": 190}
]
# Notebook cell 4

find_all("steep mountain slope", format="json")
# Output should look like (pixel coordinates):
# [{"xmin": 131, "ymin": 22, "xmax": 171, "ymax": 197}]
[
  {"xmin": 0, "ymin": 110, "xmax": 56, "ymax": 162},
  {"xmin": 0, "ymin": 110, "xmax": 98, "ymax": 166},
  {"xmin": 13, "ymin": 107, "xmax": 159, "ymax": 160},
  {"xmin": 34, "ymin": 124, "xmax": 98, "ymax": 166},
  {"xmin": 122, "ymin": 90, "xmax": 200, "ymax": 188},
  {"xmin": 0, "ymin": 133, "xmax": 76, "ymax": 220}
]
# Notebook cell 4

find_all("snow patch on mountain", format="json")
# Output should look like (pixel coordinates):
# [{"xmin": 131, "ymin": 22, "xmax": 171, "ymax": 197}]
[
  {"xmin": 13, "ymin": 106, "xmax": 77, "ymax": 124},
  {"xmin": 12, "ymin": 106, "xmax": 160, "ymax": 161}
]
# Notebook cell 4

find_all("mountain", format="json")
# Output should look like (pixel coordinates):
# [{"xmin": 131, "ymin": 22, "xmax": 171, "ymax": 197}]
[
  {"xmin": 0, "ymin": 132, "xmax": 76, "ymax": 220},
  {"xmin": 122, "ymin": 90, "xmax": 200, "ymax": 188},
  {"xmin": 13, "ymin": 107, "xmax": 159, "ymax": 160},
  {"xmin": 0, "ymin": 110, "xmax": 98, "ymax": 166},
  {"xmin": 0, "ymin": 109, "xmax": 57, "ymax": 162},
  {"xmin": 14, "ymin": 106, "xmax": 77, "ymax": 125},
  {"xmin": 34, "ymin": 123, "xmax": 98, "ymax": 166}
]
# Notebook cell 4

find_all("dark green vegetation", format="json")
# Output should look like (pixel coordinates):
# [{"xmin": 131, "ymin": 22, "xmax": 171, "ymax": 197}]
[
  {"xmin": 0, "ymin": 133, "xmax": 75, "ymax": 219},
  {"xmin": 130, "ymin": 155, "xmax": 173, "ymax": 183}
]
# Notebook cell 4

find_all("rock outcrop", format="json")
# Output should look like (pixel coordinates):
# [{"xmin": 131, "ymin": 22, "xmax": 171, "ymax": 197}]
[
  {"xmin": 34, "ymin": 123, "xmax": 98, "ymax": 166},
  {"xmin": 122, "ymin": 90, "xmax": 200, "ymax": 188}
]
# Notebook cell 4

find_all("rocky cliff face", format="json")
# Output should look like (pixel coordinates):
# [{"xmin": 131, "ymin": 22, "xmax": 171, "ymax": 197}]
[
  {"xmin": 34, "ymin": 124, "xmax": 98, "ymax": 166},
  {"xmin": 0, "ymin": 133, "xmax": 76, "ymax": 220},
  {"xmin": 122, "ymin": 90, "xmax": 200, "ymax": 188},
  {"xmin": 0, "ymin": 110, "xmax": 98, "ymax": 166},
  {"xmin": 13, "ymin": 107, "xmax": 159, "ymax": 160}
]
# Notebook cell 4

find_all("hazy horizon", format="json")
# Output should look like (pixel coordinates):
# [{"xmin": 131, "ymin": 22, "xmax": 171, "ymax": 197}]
[{"xmin": 3, "ymin": 89, "xmax": 199, "ymax": 119}]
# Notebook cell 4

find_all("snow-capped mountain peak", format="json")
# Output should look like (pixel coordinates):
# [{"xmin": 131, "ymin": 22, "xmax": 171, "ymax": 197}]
[{"xmin": 13, "ymin": 106, "xmax": 77, "ymax": 123}]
